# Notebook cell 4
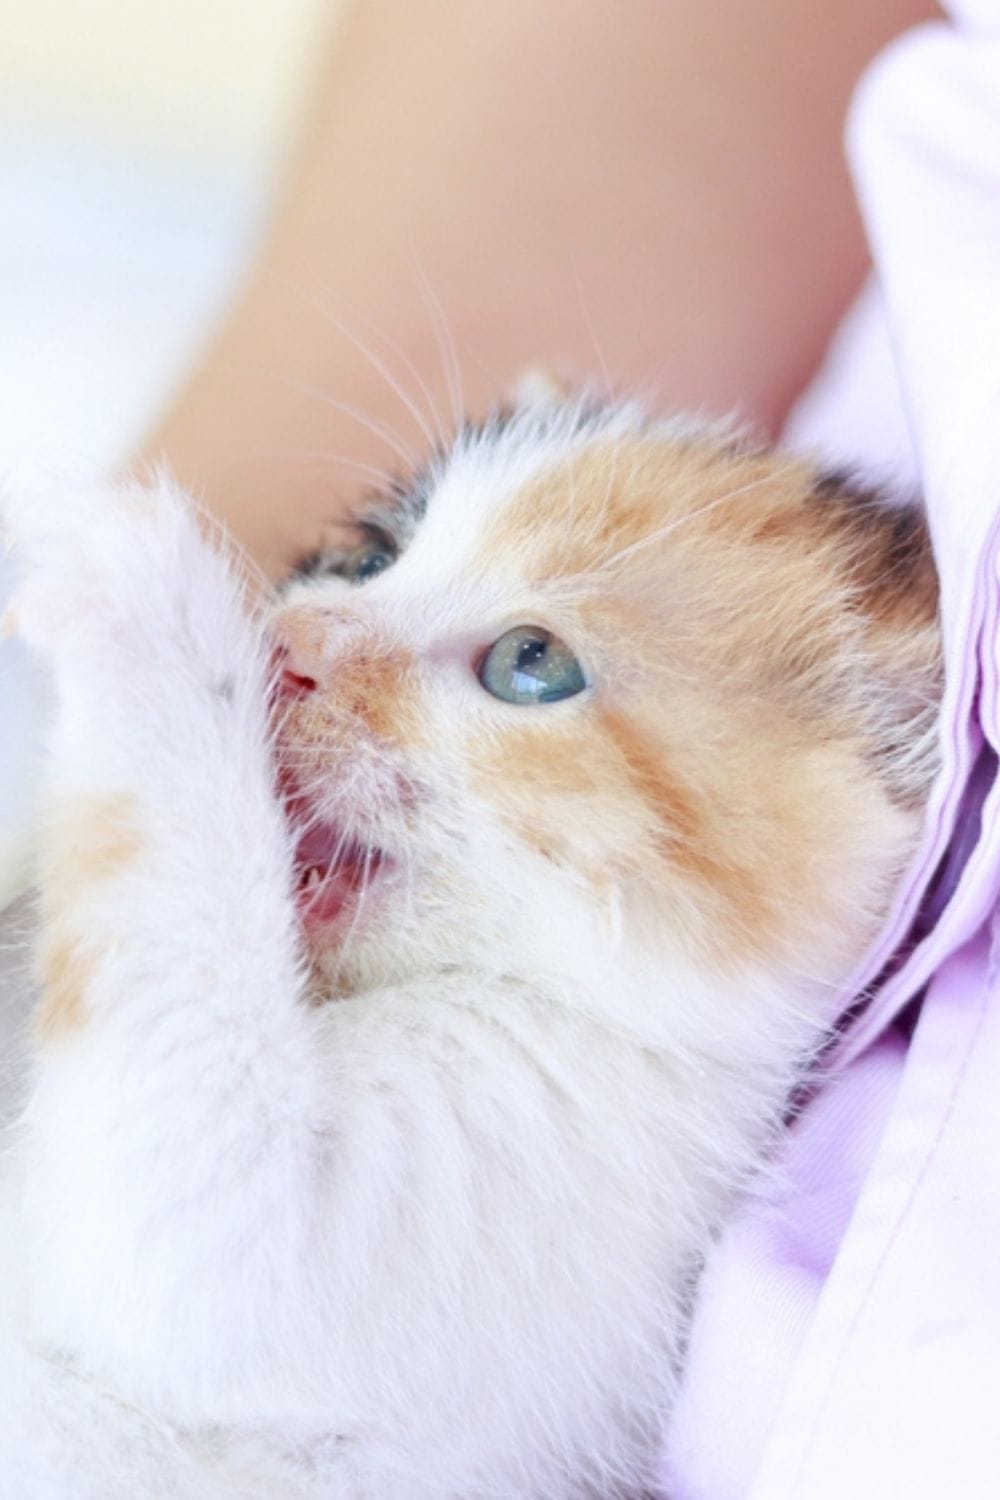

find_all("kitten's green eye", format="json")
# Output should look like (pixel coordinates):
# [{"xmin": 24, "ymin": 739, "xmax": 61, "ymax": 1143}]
[
  {"xmin": 478, "ymin": 627, "xmax": 587, "ymax": 705},
  {"xmin": 339, "ymin": 544, "xmax": 396, "ymax": 584}
]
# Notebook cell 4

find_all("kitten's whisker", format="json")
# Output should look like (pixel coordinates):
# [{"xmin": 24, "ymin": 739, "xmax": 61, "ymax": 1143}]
[
  {"xmin": 276, "ymin": 280, "xmax": 441, "ymax": 456},
  {"xmin": 267, "ymin": 271, "xmax": 451, "ymax": 456},
  {"xmin": 407, "ymin": 249, "xmax": 465, "ymax": 442},
  {"xmin": 572, "ymin": 259, "xmax": 615, "ymax": 406},
  {"xmin": 210, "ymin": 446, "xmax": 401, "ymax": 493},
  {"xmin": 593, "ymin": 474, "xmax": 775, "ymax": 577},
  {"xmin": 274, "ymin": 377, "xmax": 419, "ymax": 470}
]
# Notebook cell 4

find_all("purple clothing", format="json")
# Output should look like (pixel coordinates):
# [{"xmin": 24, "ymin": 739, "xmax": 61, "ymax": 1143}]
[{"xmin": 663, "ymin": 9, "xmax": 1000, "ymax": 1494}]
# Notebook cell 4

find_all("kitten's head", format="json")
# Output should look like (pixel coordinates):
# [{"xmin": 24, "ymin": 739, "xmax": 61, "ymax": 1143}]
[{"xmin": 271, "ymin": 400, "xmax": 940, "ymax": 1031}]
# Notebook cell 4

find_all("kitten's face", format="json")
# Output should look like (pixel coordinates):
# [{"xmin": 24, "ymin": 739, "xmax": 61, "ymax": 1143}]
[{"xmin": 271, "ymin": 403, "xmax": 940, "ymax": 1015}]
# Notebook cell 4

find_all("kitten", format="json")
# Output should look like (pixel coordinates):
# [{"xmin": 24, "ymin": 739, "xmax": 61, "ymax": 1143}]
[{"xmin": 0, "ymin": 398, "xmax": 940, "ymax": 1498}]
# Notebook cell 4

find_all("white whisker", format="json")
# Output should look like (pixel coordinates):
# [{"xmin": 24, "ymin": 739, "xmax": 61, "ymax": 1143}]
[
  {"xmin": 593, "ymin": 473, "xmax": 774, "ymax": 577},
  {"xmin": 208, "ymin": 445, "xmax": 401, "ymax": 494},
  {"xmin": 572, "ymin": 259, "xmax": 615, "ymax": 406},
  {"xmin": 273, "ymin": 375, "xmax": 419, "ymax": 470},
  {"xmin": 406, "ymin": 247, "xmax": 465, "ymax": 440},
  {"xmin": 271, "ymin": 278, "xmax": 443, "ymax": 456}
]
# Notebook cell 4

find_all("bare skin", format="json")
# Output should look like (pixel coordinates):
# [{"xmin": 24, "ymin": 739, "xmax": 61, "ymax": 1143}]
[{"xmin": 143, "ymin": 0, "xmax": 939, "ymax": 578}]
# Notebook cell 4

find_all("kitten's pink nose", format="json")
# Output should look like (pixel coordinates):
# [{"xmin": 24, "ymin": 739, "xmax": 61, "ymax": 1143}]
[
  {"xmin": 270, "ymin": 643, "xmax": 317, "ymax": 700},
  {"xmin": 272, "ymin": 606, "xmax": 341, "ymax": 697},
  {"xmin": 278, "ymin": 655, "xmax": 318, "ymax": 697}
]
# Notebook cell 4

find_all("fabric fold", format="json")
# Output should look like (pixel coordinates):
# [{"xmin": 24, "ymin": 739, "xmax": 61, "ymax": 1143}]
[{"xmin": 664, "ymin": 13, "xmax": 1000, "ymax": 1497}]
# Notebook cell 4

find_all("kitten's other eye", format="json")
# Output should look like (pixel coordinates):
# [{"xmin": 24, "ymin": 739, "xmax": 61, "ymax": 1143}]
[
  {"xmin": 339, "ymin": 544, "xmax": 396, "ymax": 584},
  {"xmin": 478, "ymin": 627, "xmax": 587, "ymax": 705}
]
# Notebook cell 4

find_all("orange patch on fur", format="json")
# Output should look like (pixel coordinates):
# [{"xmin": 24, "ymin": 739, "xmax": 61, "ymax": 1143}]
[
  {"xmin": 276, "ymin": 602, "xmax": 422, "ymax": 749},
  {"xmin": 330, "ymin": 648, "xmax": 419, "ymax": 742},
  {"xmin": 596, "ymin": 706, "xmax": 771, "ymax": 933},
  {"xmin": 467, "ymin": 431, "xmax": 942, "ymax": 967},
  {"xmin": 33, "ymin": 795, "xmax": 143, "ymax": 1043},
  {"xmin": 34, "ymin": 937, "xmax": 100, "ymax": 1043},
  {"xmin": 478, "ymin": 437, "xmax": 669, "ymax": 583},
  {"xmin": 473, "ymin": 702, "xmax": 785, "ymax": 959}
]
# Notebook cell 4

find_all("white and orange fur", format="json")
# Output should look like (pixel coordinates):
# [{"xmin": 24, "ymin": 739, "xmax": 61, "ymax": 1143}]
[{"xmin": 0, "ymin": 398, "xmax": 941, "ymax": 1498}]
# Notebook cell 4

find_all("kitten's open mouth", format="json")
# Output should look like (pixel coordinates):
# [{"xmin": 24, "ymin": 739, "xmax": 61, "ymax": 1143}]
[
  {"xmin": 277, "ymin": 764, "xmax": 392, "ymax": 929},
  {"xmin": 293, "ymin": 821, "xmax": 391, "ymax": 927}
]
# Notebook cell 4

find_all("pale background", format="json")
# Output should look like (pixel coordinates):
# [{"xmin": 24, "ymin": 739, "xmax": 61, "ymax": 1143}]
[
  {"xmin": 0, "ymin": 1, "xmax": 916, "ymax": 498},
  {"xmin": 0, "ymin": 0, "xmax": 343, "ymax": 468}
]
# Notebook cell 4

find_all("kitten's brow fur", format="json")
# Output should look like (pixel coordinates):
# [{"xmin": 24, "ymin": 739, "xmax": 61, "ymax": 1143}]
[{"xmin": 0, "ymin": 398, "xmax": 940, "ymax": 1498}]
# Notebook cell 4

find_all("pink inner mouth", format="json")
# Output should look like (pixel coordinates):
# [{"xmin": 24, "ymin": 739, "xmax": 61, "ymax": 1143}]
[
  {"xmin": 293, "ymin": 820, "xmax": 389, "ymax": 926},
  {"xmin": 277, "ymin": 764, "xmax": 390, "ymax": 928}
]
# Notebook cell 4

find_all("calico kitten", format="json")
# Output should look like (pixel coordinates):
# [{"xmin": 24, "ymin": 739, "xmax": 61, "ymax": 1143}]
[{"xmin": 0, "ymin": 399, "xmax": 940, "ymax": 1498}]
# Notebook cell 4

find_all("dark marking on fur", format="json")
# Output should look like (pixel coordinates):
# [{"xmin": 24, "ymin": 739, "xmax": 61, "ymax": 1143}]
[{"xmin": 810, "ymin": 471, "xmax": 938, "ymax": 629}]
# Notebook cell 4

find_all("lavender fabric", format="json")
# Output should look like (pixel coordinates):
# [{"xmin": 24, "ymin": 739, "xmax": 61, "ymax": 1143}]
[{"xmin": 662, "ymin": 10, "xmax": 1000, "ymax": 1495}]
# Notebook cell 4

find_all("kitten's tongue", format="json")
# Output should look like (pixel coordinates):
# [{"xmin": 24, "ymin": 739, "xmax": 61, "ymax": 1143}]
[{"xmin": 294, "ymin": 823, "xmax": 386, "ymax": 925}]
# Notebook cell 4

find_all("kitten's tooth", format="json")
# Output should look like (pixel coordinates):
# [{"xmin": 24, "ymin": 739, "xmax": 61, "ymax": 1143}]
[{"xmin": 303, "ymin": 866, "xmax": 323, "ymax": 893}]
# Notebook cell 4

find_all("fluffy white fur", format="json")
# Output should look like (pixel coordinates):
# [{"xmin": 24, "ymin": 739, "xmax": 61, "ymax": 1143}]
[{"xmin": 0, "ymin": 403, "xmax": 927, "ymax": 1498}]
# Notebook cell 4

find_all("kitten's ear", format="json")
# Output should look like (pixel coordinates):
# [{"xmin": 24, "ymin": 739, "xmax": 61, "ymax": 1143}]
[
  {"xmin": 824, "ymin": 483, "xmax": 943, "ymax": 809},
  {"xmin": 509, "ymin": 367, "xmax": 572, "ymax": 409},
  {"xmin": 866, "ymin": 613, "xmax": 943, "ymax": 810}
]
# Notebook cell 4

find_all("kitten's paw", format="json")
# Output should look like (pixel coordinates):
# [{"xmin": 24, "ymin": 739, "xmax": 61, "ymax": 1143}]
[
  {"xmin": 1, "ymin": 481, "xmax": 89, "ymax": 653},
  {"xmin": 0, "ymin": 471, "xmax": 142, "ymax": 578},
  {"xmin": 1, "ymin": 474, "xmax": 258, "ymax": 676},
  {"xmin": 1, "ymin": 475, "xmax": 170, "ymax": 652}
]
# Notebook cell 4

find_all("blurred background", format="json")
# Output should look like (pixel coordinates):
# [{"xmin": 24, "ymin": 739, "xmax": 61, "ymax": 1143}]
[{"xmin": 0, "ymin": 0, "xmax": 340, "ymax": 469}]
